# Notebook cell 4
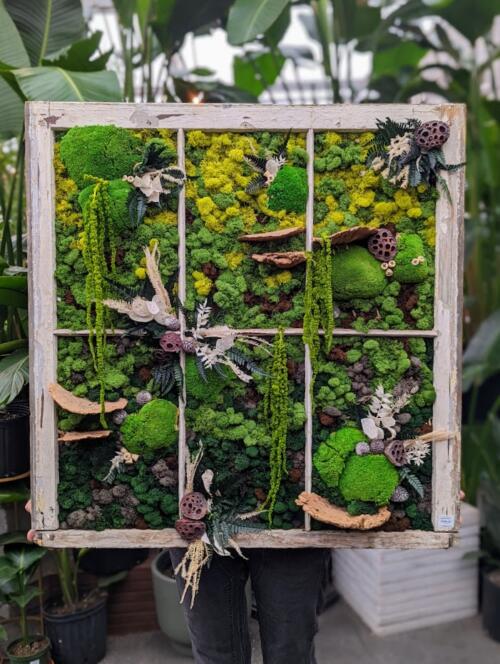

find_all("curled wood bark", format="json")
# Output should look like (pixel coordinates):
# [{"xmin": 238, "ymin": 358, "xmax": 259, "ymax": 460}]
[
  {"xmin": 313, "ymin": 225, "xmax": 376, "ymax": 246},
  {"xmin": 58, "ymin": 430, "xmax": 111, "ymax": 443},
  {"xmin": 49, "ymin": 383, "xmax": 128, "ymax": 415},
  {"xmin": 296, "ymin": 491, "xmax": 391, "ymax": 530},
  {"xmin": 251, "ymin": 251, "xmax": 306, "ymax": 267},
  {"xmin": 239, "ymin": 227, "xmax": 305, "ymax": 242}
]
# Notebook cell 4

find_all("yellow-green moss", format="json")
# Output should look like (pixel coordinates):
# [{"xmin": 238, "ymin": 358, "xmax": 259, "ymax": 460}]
[{"xmin": 332, "ymin": 246, "xmax": 387, "ymax": 300}]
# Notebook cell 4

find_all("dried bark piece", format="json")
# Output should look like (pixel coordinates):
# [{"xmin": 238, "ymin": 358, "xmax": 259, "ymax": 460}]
[
  {"xmin": 239, "ymin": 227, "xmax": 305, "ymax": 242},
  {"xmin": 49, "ymin": 383, "xmax": 128, "ymax": 415},
  {"xmin": 296, "ymin": 491, "xmax": 391, "ymax": 530},
  {"xmin": 58, "ymin": 430, "xmax": 111, "ymax": 443},
  {"xmin": 313, "ymin": 226, "xmax": 376, "ymax": 246},
  {"xmin": 251, "ymin": 251, "xmax": 306, "ymax": 267},
  {"xmin": 180, "ymin": 492, "xmax": 208, "ymax": 520},
  {"xmin": 175, "ymin": 518, "xmax": 206, "ymax": 542}
]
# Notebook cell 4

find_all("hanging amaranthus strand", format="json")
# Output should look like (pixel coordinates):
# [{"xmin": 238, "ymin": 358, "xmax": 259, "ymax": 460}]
[
  {"xmin": 175, "ymin": 539, "xmax": 211, "ymax": 609},
  {"xmin": 316, "ymin": 237, "xmax": 334, "ymax": 351},
  {"xmin": 262, "ymin": 328, "xmax": 288, "ymax": 525},
  {"xmin": 303, "ymin": 251, "xmax": 320, "ymax": 379},
  {"xmin": 82, "ymin": 178, "xmax": 116, "ymax": 426}
]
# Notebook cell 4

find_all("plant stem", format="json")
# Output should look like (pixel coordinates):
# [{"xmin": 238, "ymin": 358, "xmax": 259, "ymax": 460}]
[{"xmin": 56, "ymin": 550, "xmax": 75, "ymax": 610}]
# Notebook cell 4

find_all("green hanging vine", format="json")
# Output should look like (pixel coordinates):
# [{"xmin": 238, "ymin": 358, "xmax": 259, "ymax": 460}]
[
  {"xmin": 262, "ymin": 328, "xmax": 289, "ymax": 525},
  {"xmin": 82, "ymin": 178, "xmax": 116, "ymax": 426}
]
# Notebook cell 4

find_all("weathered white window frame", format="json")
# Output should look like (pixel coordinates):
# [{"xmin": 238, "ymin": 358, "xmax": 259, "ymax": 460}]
[{"xmin": 25, "ymin": 102, "xmax": 465, "ymax": 549}]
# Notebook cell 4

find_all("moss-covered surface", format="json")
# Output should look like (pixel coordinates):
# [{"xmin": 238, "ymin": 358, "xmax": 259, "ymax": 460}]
[
  {"xmin": 184, "ymin": 131, "xmax": 308, "ymax": 328},
  {"xmin": 185, "ymin": 338, "xmax": 306, "ymax": 529},
  {"xmin": 314, "ymin": 131, "xmax": 436, "ymax": 330}
]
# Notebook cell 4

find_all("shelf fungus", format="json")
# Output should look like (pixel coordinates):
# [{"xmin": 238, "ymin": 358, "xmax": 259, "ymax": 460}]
[
  {"xmin": 251, "ymin": 251, "xmax": 306, "ymax": 268},
  {"xmin": 49, "ymin": 383, "xmax": 127, "ymax": 415},
  {"xmin": 296, "ymin": 492, "xmax": 391, "ymax": 530},
  {"xmin": 238, "ymin": 226, "xmax": 305, "ymax": 242},
  {"xmin": 58, "ymin": 430, "xmax": 111, "ymax": 443},
  {"xmin": 313, "ymin": 225, "xmax": 376, "ymax": 247}
]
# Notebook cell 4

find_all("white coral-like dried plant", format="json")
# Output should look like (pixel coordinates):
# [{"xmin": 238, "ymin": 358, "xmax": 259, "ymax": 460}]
[
  {"xmin": 403, "ymin": 439, "xmax": 431, "ymax": 466},
  {"xmin": 361, "ymin": 385, "xmax": 410, "ymax": 441}
]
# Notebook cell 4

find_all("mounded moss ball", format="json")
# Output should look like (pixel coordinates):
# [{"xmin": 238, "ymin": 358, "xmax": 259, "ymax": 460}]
[
  {"xmin": 79, "ymin": 179, "xmax": 133, "ymax": 232},
  {"xmin": 393, "ymin": 233, "xmax": 429, "ymax": 284},
  {"xmin": 332, "ymin": 245, "xmax": 387, "ymax": 301},
  {"xmin": 121, "ymin": 399, "xmax": 178, "ymax": 455},
  {"xmin": 313, "ymin": 426, "xmax": 366, "ymax": 488},
  {"xmin": 339, "ymin": 454, "xmax": 399, "ymax": 506},
  {"xmin": 60, "ymin": 126, "xmax": 143, "ymax": 188},
  {"xmin": 267, "ymin": 165, "xmax": 308, "ymax": 213},
  {"xmin": 184, "ymin": 355, "xmax": 228, "ymax": 401}
]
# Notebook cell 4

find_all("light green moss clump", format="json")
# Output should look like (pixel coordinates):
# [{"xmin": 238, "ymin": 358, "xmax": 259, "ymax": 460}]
[
  {"xmin": 121, "ymin": 399, "xmax": 178, "ymax": 454},
  {"xmin": 332, "ymin": 246, "xmax": 387, "ymax": 301},
  {"xmin": 60, "ymin": 126, "xmax": 143, "ymax": 188},
  {"xmin": 313, "ymin": 426, "xmax": 366, "ymax": 488},
  {"xmin": 267, "ymin": 165, "xmax": 308, "ymax": 213},
  {"xmin": 339, "ymin": 455, "xmax": 399, "ymax": 506},
  {"xmin": 79, "ymin": 179, "xmax": 132, "ymax": 233},
  {"xmin": 393, "ymin": 233, "xmax": 429, "ymax": 284},
  {"xmin": 184, "ymin": 355, "xmax": 228, "ymax": 401}
]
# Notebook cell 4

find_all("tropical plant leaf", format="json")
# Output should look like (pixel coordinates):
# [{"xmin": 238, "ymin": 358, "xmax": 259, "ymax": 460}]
[
  {"xmin": 227, "ymin": 0, "xmax": 291, "ymax": 45},
  {"xmin": 462, "ymin": 309, "xmax": 500, "ymax": 391},
  {"xmin": 0, "ymin": 348, "xmax": 29, "ymax": 408},
  {"xmin": 129, "ymin": 192, "xmax": 147, "ymax": 227},
  {"xmin": 14, "ymin": 67, "xmax": 122, "ymax": 102},
  {"xmin": 0, "ymin": 481, "xmax": 29, "ymax": 505},
  {"xmin": 234, "ymin": 51, "xmax": 285, "ymax": 97},
  {"xmin": 5, "ymin": 545, "xmax": 47, "ymax": 575},
  {"xmin": 43, "ymin": 31, "xmax": 112, "ymax": 72},
  {"xmin": 10, "ymin": 585, "xmax": 40, "ymax": 608},
  {"xmin": 0, "ymin": 1, "xmax": 29, "ymax": 68}
]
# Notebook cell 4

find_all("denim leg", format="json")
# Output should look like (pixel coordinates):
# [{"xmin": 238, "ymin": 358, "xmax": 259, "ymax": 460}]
[
  {"xmin": 249, "ymin": 548, "xmax": 329, "ymax": 664},
  {"xmin": 169, "ymin": 548, "xmax": 251, "ymax": 664}
]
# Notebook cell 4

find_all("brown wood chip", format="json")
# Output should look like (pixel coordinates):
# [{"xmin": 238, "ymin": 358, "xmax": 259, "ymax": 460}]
[
  {"xmin": 313, "ymin": 225, "xmax": 376, "ymax": 246},
  {"xmin": 239, "ymin": 227, "xmax": 305, "ymax": 242},
  {"xmin": 58, "ymin": 430, "xmax": 111, "ymax": 443},
  {"xmin": 296, "ymin": 491, "xmax": 391, "ymax": 530},
  {"xmin": 251, "ymin": 251, "xmax": 306, "ymax": 267},
  {"xmin": 49, "ymin": 383, "xmax": 128, "ymax": 415}
]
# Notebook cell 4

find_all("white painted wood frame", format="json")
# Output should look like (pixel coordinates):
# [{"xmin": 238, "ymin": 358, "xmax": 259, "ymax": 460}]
[{"xmin": 25, "ymin": 102, "xmax": 465, "ymax": 549}]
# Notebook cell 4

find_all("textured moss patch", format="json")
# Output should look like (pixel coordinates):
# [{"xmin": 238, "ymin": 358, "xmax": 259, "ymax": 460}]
[
  {"xmin": 339, "ymin": 455, "xmax": 399, "ymax": 506},
  {"xmin": 393, "ymin": 233, "xmax": 429, "ymax": 284},
  {"xmin": 332, "ymin": 246, "xmax": 387, "ymax": 300},
  {"xmin": 185, "ymin": 355, "xmax": 228, "ymax": 401},
  {"xmin": 313, "ymin": 426, "xmax": 366, "ymax": 488},
  {"xmin": 121, "ymin": 399, "xmax": 178, "ymax": 454},
  {"xmin": 267, "ymin": 165, "xmax": 308, "ymax": 213},
  {"xmin": 60, "ymin": 126, "xmax": 143, "ymax": 188},
  {"xmin": 79, "ymin": 179, "xmax": 133, "ymax": 233}
]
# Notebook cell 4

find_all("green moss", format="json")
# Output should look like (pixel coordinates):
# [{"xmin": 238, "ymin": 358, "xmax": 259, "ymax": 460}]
[
  {"xmin": 393, "ymin": 233, "xmax": 429, "ymax": 284},
  {"xmin": 79, "ymin": 179, "xmax": 132, "ymax": 233},
  {"xmin": 347, "ymin": 500, "xmax": 378, "ymax": 516},
  {"xmin": 185, "ymin": 355, "xmax": 228, "ymax": 401},
  {"xmin": 339, "ymin": 455, "xmax": 399, "ymax": 506},
  {"xmin": 313, "ymin": 426, "xmax": 365, "ymax": 488},
  {"xmin": 267, "ymin": 165, "xmax": 308, "ymax": 213},
  {"xmin": 60, "ymin": 126, "xmax": 143, "ymax": 188},
  {"xmin": 121, "ymin": 399, "xmax": 178, "ymax": 454},
  {"xmin": 332, "ymin": 246, "xmax": 387, "ymax": 301}
]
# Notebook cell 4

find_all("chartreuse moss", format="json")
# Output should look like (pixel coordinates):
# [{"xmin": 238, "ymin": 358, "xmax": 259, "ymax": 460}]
[
  {"xmin": 332, "ymin": 246, "xmax": 387, "ymax": 301},
  {"xmin": 339, "ymin": 455, "xmax": 399, "ymax": 506},
  {"xmin": 267, "ymin": 165, "xmax": 308, "ymax": 213},
  {"xmin": 262, "ymin": 329, "xmax": 289, "ymax": 524},
  {"xmin": 121, "ymin": 399, "xmax": 178, "ymax": 455},
  {"xmin": 313, "ymin": 427, "xmax": 366, "ymax": 488}
]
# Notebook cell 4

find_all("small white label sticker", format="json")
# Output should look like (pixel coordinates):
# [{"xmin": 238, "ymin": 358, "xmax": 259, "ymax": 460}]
[{"xmin": 437, "ymin": 515, "xmax": 455, "ymax": 529}]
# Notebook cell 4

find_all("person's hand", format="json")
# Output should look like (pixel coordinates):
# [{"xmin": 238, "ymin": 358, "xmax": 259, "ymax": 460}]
[{"xmin": 25, "ymin": 500, "xmax": 37, "ymax": 543}]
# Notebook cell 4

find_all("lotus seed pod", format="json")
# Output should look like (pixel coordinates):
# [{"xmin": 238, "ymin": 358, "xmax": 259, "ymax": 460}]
[
  {"xmin": 385, "ymin": 439, "xmax": 405, "ymax": 466},
  {"xmin": 370, "ymin": 439, "xmax": 385, "ymax": 454},
  {"xmin": 391, "ymin": 485, "xmax": 410, "ymax": 502},
  {"xmin": 355, "ymin": 442, "xmax": 371, "ymax": 456},
  {"xmin": 159, "ymin": 331, "xmax": 182, "ymax": 353},
  {"xmin": 112, "ymin": 409, "xmax": 128, "ymax": 425},
  {"xmin": 175, "ymin": 518, "xmax": 206, "ymax": 542},
  {"xmin": 180, "ymin": 492, "xmax": 208, "ymax": 520},
  {"xmin": 367, "ymin": 228, "xmax": 397, "ymax": 262},
  {"xmin": 414, "ymin": 120, "xmax": 450, "ymax": 151},
  {"xmin": 136, "ymin": 390, "xmax": 152, "ymax": 405}
]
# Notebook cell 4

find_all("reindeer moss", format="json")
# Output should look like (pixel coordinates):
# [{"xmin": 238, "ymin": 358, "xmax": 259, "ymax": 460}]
[
  {"xmin": 267, "ymin": 165, "xmax": 308, "ymax": 213},
  {"xmin": 60, "ymin": 126, "xmax": 143, "ymax": 188}
]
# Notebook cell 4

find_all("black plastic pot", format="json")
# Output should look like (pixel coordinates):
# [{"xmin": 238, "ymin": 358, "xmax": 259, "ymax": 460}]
[
  {"xmin": 43, "ymin": 595, "xmax": 107, "ymax": 664},
  {"xmin": 79, "ymin": 548, "xmax": 149, "ymax": 576},
  {"xmin": 6, "ymin": 635, "xmax": 51, "ymax": 664},
  {"xmin": 482, "ymin": 569, "xmax": 500, "ymax": 642},
  {"xmin": 0, "ymin": 400, "xmax": 29, "ymax": 478}
]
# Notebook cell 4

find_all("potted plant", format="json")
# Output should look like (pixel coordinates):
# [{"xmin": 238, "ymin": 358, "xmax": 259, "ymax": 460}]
[
  {"xmin": 0, "ymin": 273, "xmax": 29, "ymax": 479},
  {"xmin": 43, "ymin": 549, "xmax": 109, "ymax": 664},
  {"xmin": 0, "ymin": 535, "xmax": 50, "ymax": 663}
]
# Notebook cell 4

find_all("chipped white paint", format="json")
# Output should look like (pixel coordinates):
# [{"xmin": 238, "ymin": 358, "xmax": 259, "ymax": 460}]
[{"xmin": 25, "ymin": 102, "xmax": 464, "ymax": 548}]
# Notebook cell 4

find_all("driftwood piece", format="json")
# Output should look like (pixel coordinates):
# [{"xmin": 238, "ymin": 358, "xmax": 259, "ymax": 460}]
[
  {"xmin": 296, "ymin": 491, "xmax": 391, "ymax": 530},
  {"xmin": 251, "ymin": 251, "xmax": 306, "ymax": 267},
  {"xmin": 58, "ymin": 430, "xmax": 111, "ymax": 443},
  {"xmin": 49, "ymin": 383, "xmax": 128, "ymax": 415},
  {"xmin": 313, "ymin": 225, "xmax": 376, "ymax": 246},
  {"xmin": 239, "ymin": 227, "xmax": 305, "ymax": 242}
]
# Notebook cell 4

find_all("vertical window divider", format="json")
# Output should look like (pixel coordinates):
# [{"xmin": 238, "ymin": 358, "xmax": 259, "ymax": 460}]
[{"xmin": 177, "ymin": 128, "xmax": 187, "ymax": 503}]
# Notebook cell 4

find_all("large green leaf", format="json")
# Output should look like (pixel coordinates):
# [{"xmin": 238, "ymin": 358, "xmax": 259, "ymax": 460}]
[
  {"xmin": 0, "ymin": 349, "xmax": 29, "ymax": 408},
  {"xmin": 0, "ymin": 0, "xmax": 29, "ymax": 67},
  {"xmin": 43, "ymin": 31, "xmax": 112, "ymax": 72},
  {"xmin": 0, "ymin": 557, "xmax": 17, "ymax": 585},
  {"xmin": 0, "ymin": 275, "xmax": 28, "ymax": 309},
  {"xmin": 227, "ymin": 0, "xmax": 291, "ymax": 45},
  {"xmin": 6, "ymin": 545, "xmax": 47, "ymax": 574},
  {"xmin": 0, "ymin": 483, "xmax": 29, "ymax": 505},
  {"xmin": 10, "ymin": 586, "xmax": 41, "ymax": 608},
  {"xmin": 4, "ymin": 0, "xmax": 85, "ymax": 65},
  {"xmin": 434, "ymin": 0, "xmax": 498, "ymax": 42},
  {"xmin": 14, "ymin": 67, "xmax": 122, "ymax": 101},
  {"xmin": 373, "ymin": 42, "xmax": 427, "ymax": 79},
  {"xmin": 265, "ymin": 3, "xmax": 291, "ymax": 47},
  {"xmin": 234, "ymin": 51, "xmax": 285, "ymax": 97},
  {"xmin": 332, "ymin": 0, "xmax": 380, "ymax": 43},
  {"xmin": 462, "ymin": 309, "xmax": 500, "ymax": 392},
  {"xmin": 0, "ymin": 78, "xmax": 23, "ymax": 139}
]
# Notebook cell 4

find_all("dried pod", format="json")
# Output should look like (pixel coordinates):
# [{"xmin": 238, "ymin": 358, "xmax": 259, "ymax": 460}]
[
  {"xmin": 367, "ymin": 228, "xmax": 397, "ymax": 262},
  {"xmin": 112, "ymin": 409, "xmax": 128, "ymax": 425},
  {"xmin": 355, "ymin": 442, "xmax": 371, "ymax": 456},
  {"xmin": 164, "ymin": 314, "xmax": 180, "ymax": 331},
  {"xmin": 181, "ymin": 338, "xmax": 197, "ymax": 354},
  {"xmin": 385, "ymin": 268, "xmax": 394, "ymax": 277},
  {"xmin": 136, "ymin": 390, "xmax": 152, "ymax": 405},
  {"xmin": 391, "ymin": 485, "xmax": 410, "ymax": 502},
  {"xmin": 414, "ymin": 120, "xmax": 450, "ymax": 151},
  {"xmin": 384, "ymin": 439, "xmax": 405, "ymax": 467},
  {"xmin": 370, "ymin": 439, "xmax": 385, "ymax": 454},
  {"xmin": 180, "ymin": 492, "xmax": 208, "ymax": 520},
  {"xmin": 160, "ymin": 332, "xmax": 182, "ymax": 353},
  {"xmin": 175, "ymin": 518, "xmax": 206, "ymax": 542}
]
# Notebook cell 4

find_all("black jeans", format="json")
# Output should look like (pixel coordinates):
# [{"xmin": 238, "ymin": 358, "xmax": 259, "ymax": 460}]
[{"xmin": 169, "ymin": 547, "xmax": 329, "ymax": 664}]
